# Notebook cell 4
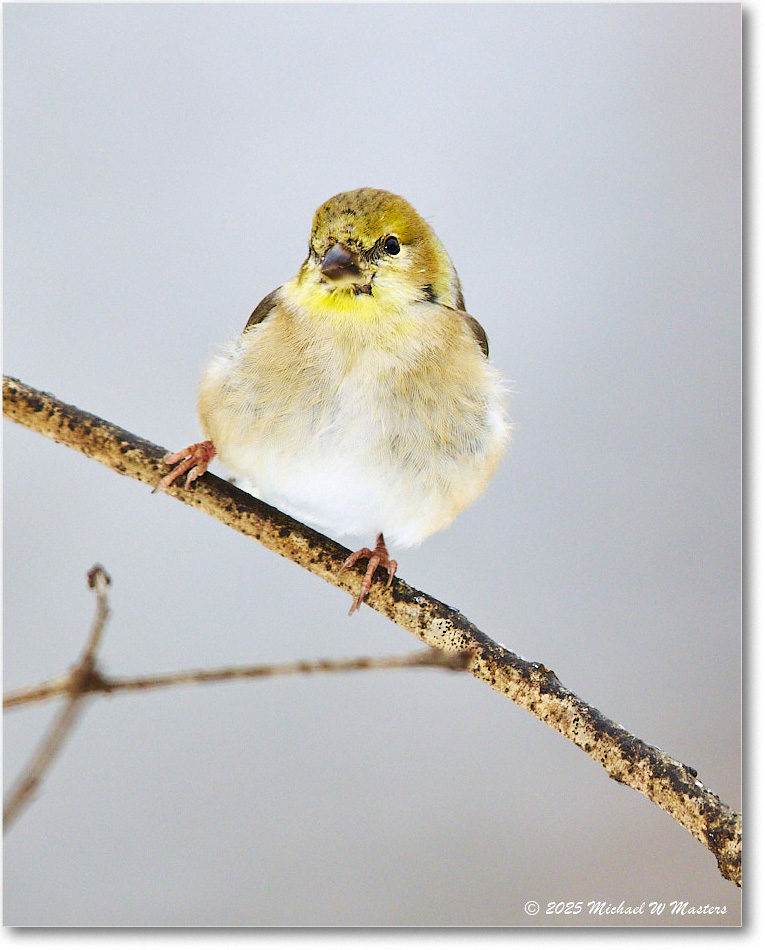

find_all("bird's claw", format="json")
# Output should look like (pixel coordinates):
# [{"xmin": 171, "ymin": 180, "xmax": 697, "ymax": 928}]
[
  {"xmin": 153, "ymin": 440, "xmax": 216, "ymax": 494},
  {"xmin": 339, "ymin": 533, "xmax": 397, "ymax": 614}
]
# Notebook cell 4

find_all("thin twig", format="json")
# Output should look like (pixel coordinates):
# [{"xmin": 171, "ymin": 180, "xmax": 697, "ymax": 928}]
[
  {"xmin": 3, "ymin": 566, "xmax": 111, "ymax": 832},
  {"xmin": 3, "ymin": 558, "xmax": 466, "ymax": 829},
  {"xmin": 3, "ymin": 674, "xmax": 72, "ymax": 710},
  {"xmin": 4, "ymin": 648, "xmax": 472, "ymax": 710},
  {"xmin": 2, "ymin": 376, "xmax": 742, "ymax": 885}
]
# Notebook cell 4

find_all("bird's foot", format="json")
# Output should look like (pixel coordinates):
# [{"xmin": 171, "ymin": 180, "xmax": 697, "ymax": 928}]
[
  {"xmin": 153, "ymin": 440, "xmax": 216, "ymax": 493},
  {"xmin": 339, "ymin": 533, "xmax": 397, "ymax": 615}
]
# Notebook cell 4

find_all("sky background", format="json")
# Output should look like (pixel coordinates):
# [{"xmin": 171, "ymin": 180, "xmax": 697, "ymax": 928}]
[{"xmin": 4, "ymin": 2, "xmax": 741, "ymax": 927}]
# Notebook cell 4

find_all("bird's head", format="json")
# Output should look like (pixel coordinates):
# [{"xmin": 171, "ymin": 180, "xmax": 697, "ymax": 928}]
[{"xmin": 291, "ymin": 188, "xmax": 464, "ymax": 318}]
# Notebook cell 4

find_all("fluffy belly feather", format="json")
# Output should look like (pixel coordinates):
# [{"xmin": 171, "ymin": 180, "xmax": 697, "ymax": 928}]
[{"xmin": 198, "ymin": 323, "xmax": 509, "ymax": 548}]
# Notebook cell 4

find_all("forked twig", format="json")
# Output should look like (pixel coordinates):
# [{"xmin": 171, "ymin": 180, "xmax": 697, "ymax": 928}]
[
  {"xmin": 3, "ymin": 563, "xmax": 468, "ymax": 829},
  {"xmin": 4, "ymin": 647, "xmax": 470, "ymax": 711},
  {"xmin": 3, "ymin": 566, "xmax": 111, "ymax": 831}
]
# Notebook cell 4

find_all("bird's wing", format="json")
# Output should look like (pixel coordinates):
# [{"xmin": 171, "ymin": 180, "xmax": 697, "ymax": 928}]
[
  {"xmin": 243, "ymin": 288, "xmax": 281, "ymax": 332},
  {"xmin": 460, "ymin": 313, "xmax": 490, "ymax": 358}
]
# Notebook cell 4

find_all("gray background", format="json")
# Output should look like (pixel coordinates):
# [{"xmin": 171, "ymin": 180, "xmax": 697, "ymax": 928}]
[{"xmin": 4, "ymin": 2, "xmax": 741, "ymax": 927}]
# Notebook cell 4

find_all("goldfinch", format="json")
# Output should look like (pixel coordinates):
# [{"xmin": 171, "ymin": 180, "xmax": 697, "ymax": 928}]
[{"xmin": 158, "ymin": 188, "xmax": 510, "ymax": 613}]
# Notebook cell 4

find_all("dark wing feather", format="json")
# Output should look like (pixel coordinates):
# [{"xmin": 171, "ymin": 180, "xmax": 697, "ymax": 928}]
[
  {"xmin": 244, "ymin": 288, "xmax": 281, "ymax": 332},
  {"xmin": 461, "ymin": 313, "xmax": 489, "ymax": 358}
]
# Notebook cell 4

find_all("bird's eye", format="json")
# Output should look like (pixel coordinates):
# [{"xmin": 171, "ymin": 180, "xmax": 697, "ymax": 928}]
[{"xmin": 383, "ymin": 236, "xmax": 401, "ymax": 256}]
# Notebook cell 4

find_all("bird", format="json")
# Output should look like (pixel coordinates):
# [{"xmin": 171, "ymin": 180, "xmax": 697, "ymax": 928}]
[{"xmin": 157, "ymin": 188, "xmax": 510, "ymax": 613}]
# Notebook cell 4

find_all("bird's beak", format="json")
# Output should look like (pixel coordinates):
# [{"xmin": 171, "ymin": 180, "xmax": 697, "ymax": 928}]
[{"xmin": 320, "ymin": 243, "xmax": 363, "ymax": 284}]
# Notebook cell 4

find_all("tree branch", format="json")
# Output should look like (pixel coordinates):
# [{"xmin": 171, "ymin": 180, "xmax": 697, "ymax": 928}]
[
  {"xmin": 3, "ymin": 565, "xmax": 111, "ymax": 831},
  {"xmin": 3, "ymin": 375, "xmax": 742, "ymax": 885},
  {"xmin": 3, "ymin": 558, "xmax": 468, "ymax": 829},
  {"xmin": 4, "ymin": 647, "xmax": 471, "ymax": 711}
]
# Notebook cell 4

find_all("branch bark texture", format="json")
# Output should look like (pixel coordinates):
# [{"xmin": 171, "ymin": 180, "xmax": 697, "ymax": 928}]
[{"xmin": 3, "ymin": 375, "xmax": 742, "ymax": 885}]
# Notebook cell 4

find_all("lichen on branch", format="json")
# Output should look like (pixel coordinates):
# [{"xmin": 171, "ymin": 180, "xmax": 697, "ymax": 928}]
[{"xmin": 3, "ymin": 375, "xmax": 741, "ymax": 885}]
